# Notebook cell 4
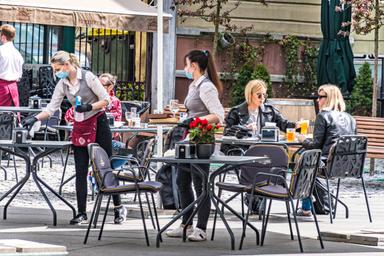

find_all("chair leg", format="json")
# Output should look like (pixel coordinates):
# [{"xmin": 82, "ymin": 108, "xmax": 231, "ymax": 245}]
[
  {"xmin": 239, "ymin": 192, "xmax": 253, "ymax": 250},
  {"xmin": 310, "ymin": 199, "xmax": 324, "ymax": 249},
  {"xmin": 289, "ymin": 198, "xmax": 303, "ymax": 253},
  {"xmin": 261, "ymin": 199, "xmax": 272, "ymax": 246},
  {"xmin": 333, "ymin": 178, "xmax": 341, "ymax": 219},
  {"xmin": 138, "ymin": 190, "xmax": 150, "ymax": 246},
  {"xmin": 93, "ymin": 194, "xmax": 103, "ymax": 228},
  {"xmin": 151, "ymin": 193, "xmax": 162, "ymax": 242},
  {"xmin": 325, "ymin": 178, "xmax": 333, "ymax": 224},
  {"xmin": 361, "ymin": 176, "xmax": 372, "ymax": 223},
  {"xmin": 258, "ymin": 198, "xmax": 265, "ymax": 221},
  {"xmin": 286, "ymin": 201, "xmax": 294, "ymax": 240},
  {"xmin": 211, "ymin": 187, "xmax": 222, "ymax": 241},
  {"xmin": 84, "ymin": 193, "xmax": 102, "ymax": 244},
  {"xmin": 98, "ymin": 195, "xmax": 111, "ymax": 240},
  {"xmin": 145, "ymin": 192, "xmax": 156, "ymax": 230}
]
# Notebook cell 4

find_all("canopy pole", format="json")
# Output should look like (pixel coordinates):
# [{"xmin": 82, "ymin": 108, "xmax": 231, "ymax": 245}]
[{"xmin": 156, "ymin": 0, "xmax": 164, "ymax": 159}]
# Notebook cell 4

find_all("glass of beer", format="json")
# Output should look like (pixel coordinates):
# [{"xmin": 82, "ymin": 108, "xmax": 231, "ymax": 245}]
[
  {"xmin": 286, "ymin": 128, "xmax": 296, "ymax": 142},
  {"xmin": 300, "ymin": 120, "xmax": 309, "ymax": 135}
]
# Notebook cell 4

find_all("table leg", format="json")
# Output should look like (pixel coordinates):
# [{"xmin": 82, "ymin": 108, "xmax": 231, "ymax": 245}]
[
  {"xmin": 31, "ymin": 146, "xmax": 75, "ymax": 226},
  {"xmin": 59, "ymin": 147, "xmax": 71, "ymax": 195},
  {"xmin": 0, "ymin": 147, "xmax": 30, "ymax": 220}
]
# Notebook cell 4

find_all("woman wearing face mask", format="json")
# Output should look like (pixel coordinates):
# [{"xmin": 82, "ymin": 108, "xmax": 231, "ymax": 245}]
[
  {"xmin": 165, "ymin": 50, "xmax": 224, "ymax": 241},
  {"xmin": 22, "ymin": 51, "xmax": 127, "ymax": 225}
]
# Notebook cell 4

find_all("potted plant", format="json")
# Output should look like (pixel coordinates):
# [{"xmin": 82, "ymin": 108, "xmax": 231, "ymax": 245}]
[
  {"xmin": 219, "ymin": 32, "xmax": 235, "ymax": 49},
  {"xmin": 189, "ymin": 117, "xmax": 220, "ymax": 159}
]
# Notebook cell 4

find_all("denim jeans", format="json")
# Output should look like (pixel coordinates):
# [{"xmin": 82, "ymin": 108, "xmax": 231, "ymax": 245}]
[{"xmin": 301, "ymin": 197, "xmax": 312, "ymax": 211}]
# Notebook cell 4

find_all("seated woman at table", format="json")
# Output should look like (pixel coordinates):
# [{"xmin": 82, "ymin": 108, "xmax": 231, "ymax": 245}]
[
  {"xmin": 22, "ymin": 51, "xmax": 127, "ymax": 225},
  {"xmin": 222, "ymin": 79, "xmax": 297, "ymax": 154},
  {"xmin": 296, "ymin": 84, "xmax": 356, "ymax": 217}
]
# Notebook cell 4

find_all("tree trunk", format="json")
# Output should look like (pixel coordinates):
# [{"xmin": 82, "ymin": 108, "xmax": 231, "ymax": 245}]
[{"xmin": 212, "ymin": 0, "xmax": 221, "ymax": 57}]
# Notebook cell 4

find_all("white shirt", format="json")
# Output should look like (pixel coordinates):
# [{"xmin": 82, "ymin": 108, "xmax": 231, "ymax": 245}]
[
  {"xmin": 43, "ymin": 68, "xmax": 110, "ymax": 117},
  {"xmin": 0, "ymin": 42, "xmax": 24, "ymax": 81}
]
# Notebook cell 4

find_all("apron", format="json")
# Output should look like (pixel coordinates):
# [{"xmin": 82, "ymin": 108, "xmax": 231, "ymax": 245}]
[{"xmin": 0, "ymin": 79, "xmax": 19, "ymax": 107}]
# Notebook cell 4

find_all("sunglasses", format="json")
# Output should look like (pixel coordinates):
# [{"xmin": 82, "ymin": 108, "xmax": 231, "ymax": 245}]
[
  {"xmin": 318, "ymin": 95, "xmax": 327, "ymax": 99},
  {"xmin": 256, "ymin": 93, "xmax": 268, "ymax": 99}
]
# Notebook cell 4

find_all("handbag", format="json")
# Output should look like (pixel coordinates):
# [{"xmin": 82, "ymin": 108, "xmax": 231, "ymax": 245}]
[{"xmin": 71, "ymin": 112, "xmax": 103, "ymax": 147}]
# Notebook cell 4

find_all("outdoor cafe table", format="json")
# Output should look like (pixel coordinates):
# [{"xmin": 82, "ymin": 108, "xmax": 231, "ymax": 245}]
[
  {"xmin": 0, "ymin": 106, "xmax": 42, "ymax": 113},
  {"xmin": 217, "ymin": 136, "xmax": 303, "ymax": 146},
  {"xmin": 0, "ymin": 140, "xmax": 75, "ymax": 226},
  {"xmin": 151, "ymin": 155, "xmax": 269, "ymax": 250}
]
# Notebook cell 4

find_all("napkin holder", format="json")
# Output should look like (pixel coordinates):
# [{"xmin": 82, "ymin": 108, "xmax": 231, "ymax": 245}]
[
  {"xmin": 29, "ymin": 96, "xmax": 42, "ymax": 109},
  {"xmin": 12, "ymin": 128, "xmax": 29, "ymax": 144},
  {"xmin": 175, "ymin": 142, "xmax": 196, "ymax": 159},
  {"xmin": 261, "ymin": 125, "xmax": 280, "ymax": 142}
]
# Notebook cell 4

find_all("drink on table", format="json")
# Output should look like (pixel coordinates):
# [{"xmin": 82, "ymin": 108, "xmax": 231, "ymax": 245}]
[
  {"xmin": 286, "ymin": 128, "xmax": 295, "ymax": 142},
  {"xmin": 170, "ymin": 99, "xmax": 179, "ymax": 118},
  {"xmin": 300, "ymin": 120, "xmax": 309, "ymax": 135}
]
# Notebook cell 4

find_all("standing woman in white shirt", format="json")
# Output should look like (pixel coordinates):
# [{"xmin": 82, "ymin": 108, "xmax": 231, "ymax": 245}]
[
  {"xmin": 166, "ymin": 50, "xmax": 224, "ymax": 241},
  {"xmin": 0, "ymin": 24, "xmax": 24, "ymax": 107},
  {"xmin": 22, "ymin": 51, "xmax": 127, "ymax": 225}
]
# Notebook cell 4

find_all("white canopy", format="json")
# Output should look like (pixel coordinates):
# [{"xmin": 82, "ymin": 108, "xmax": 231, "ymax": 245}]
[{"xmin": 0, "ymin": 0, "xmax": 171, "ymax": 32}]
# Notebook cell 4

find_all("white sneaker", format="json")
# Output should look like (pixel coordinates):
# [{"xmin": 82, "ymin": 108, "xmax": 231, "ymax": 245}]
[
  {"xmin": 166, "ymin": 225, "xmax": 193, "ymax": 238},
  {"xmin": 187, "ymin": 227, "xmax": 207, "ymax": 242}
]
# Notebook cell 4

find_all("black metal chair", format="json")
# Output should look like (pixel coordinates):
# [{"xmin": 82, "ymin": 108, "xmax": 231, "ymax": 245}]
[
  {"xmin": 320, "ymin": 135, "xmax": 372, "ymax": 223},
  {"xmin": 83, "ymin": 143, "xmax": 162, "ymax": 246},
  {"xmin": 240, "ymin": 149, "xmax": 323, "ymax": 252},
  {"xmin": 212, "ymin": 143, "xmax": 289, "ymax": 242},
  {"xmin": 0, "ymin": 112, "xmax": 17, "ymax": 182}
]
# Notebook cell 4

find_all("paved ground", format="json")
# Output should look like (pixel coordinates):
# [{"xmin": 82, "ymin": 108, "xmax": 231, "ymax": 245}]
[{"xmin": 0, "ymin": 154, "xmax": 384, "ymax": 255}]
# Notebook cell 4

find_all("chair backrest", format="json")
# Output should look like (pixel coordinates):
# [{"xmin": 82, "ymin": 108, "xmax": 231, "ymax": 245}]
[
  {"xmin": 88, "ymin": 143, "xmax": 119, "ymax": 190},
  {"xmin": 289, "ymin": 149, "xmax": 322, "ymax": 200},
  {"xmin": 38, "ymin": 65, "xmax": 57, "ymax": 98},
  {"xmin": 136, "ymin": 138, "xmax": 155, "ymax": 168},
  {"xmin": 326, "ymin": 135, "xmax": 367, "ymax": 179},
  {"xmin": 41, "ymin": 109, "xmax": 62, "ymax": 127},
  {"xmin": 0, "ymin": 112, "xmax": 15, "ymax": 140},
  {"xmin": 240, "ymin": 144, "xmax": 289, "ymax": 186}
]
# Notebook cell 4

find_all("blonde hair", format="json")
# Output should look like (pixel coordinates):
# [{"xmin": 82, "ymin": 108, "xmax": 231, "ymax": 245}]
[
  {"xmin": 318, "ymin": 84, "xmax": 346, "ymax": 112},
  {"xmin": 244, "ymin": 79, "xmax": 267, "ymax": 104},
  {"xmin": 99, "ymin": 73, "xmax": 117, "ymax": 88},
  {"xmin": 50, "ymin": 51, "xmax": 80, "ymax": 68},
  {"xmin": 0, "ymin": 24, "xmax": 16, "ymax": 41}
]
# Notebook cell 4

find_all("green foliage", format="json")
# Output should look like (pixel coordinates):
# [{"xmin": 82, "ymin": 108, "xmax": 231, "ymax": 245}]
[
  {"xmin": 230, "ymin": 63, "xmax": 272, "ymax": 106},
  {"xmin": 115, "ymin": 82, "xmax": 145, "ymax": 101},
  {"xmin": 281, "ymin": 35, "xmax": 301, "ymax": 95},
  {"xmin": 348, "ymin": 62, "xmax": 373, "ymax": 116},
  {"xmin": 253, "ymin": 64, "xmax": 272, "ymax": 97},
  {"xmin": 280, "ymin": 35, "xmax": 318, "ymax": 97}
]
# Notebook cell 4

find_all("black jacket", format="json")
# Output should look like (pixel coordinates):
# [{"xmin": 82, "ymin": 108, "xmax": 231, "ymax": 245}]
[
  {"xmin": 302, "ymin": 110, "xmax": 356, "ymax": 156},
  {"xmin": 224, "ymin": 102, "xmax": 295, "ymax": 135}
]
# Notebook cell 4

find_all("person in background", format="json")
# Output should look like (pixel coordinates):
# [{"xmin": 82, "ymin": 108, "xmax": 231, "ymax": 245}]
[
  {"xmin": 296, "ymin": 84, "xmax": 356, "ymax": 217},
  {"xmin": 22, "ymin": 51, "xmax": 127, "ymax": 225},
  {"xmin": 166, "ymin": 49, "xmax": 224, "ymax": 242},
  {"xmin": 0, "ymin": 24, "xmax": 24, "ymax": 107}
]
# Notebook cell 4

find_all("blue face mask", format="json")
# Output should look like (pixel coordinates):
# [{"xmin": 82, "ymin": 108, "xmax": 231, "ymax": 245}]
[
  {"xmin": 185, "ymin": 70, "xmax": 193, "ymax": 80},
  {"xmin": 55, "ymin": 70, "xmax": 69, "ymax": 79}
]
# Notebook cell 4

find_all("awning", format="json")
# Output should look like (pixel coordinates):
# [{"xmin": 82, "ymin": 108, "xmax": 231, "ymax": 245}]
[{"xmin": 0, "ymin": 0, "xmax": 171, "ymax": 32}]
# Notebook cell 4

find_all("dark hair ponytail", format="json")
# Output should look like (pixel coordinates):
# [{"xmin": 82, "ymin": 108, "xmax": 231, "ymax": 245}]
[{"xmin": 184, "ymin": 50, "xmax": 223, "ymax": 94}]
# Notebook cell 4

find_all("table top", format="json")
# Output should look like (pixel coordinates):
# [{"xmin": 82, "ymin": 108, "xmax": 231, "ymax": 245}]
[
  {"xmin": 52, "ymin": 124, "xmax": 173, "ymax": 133},
  {"xmin": 0, "ymin": 140, "xmax": 72, "ymax": 148},
  {"xmin": 151, "ymin": 155, "xmax": 269, "ymax": 165},
  {"xmin": 0, "ymin": 106, "xmax": 42, "ymax": 113},
  {"xmin": 217, "ymin": 136, "xmax": 302, "ymax": 146}
]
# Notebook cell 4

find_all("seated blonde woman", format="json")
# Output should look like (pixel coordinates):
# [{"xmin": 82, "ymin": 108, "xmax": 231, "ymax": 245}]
[{"xmin": 296, "ymin": 84, "xmax": 356, "ymax": 217}]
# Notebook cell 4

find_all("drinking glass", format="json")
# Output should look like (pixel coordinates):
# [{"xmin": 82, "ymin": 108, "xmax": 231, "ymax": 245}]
[
  {"xmin": 286, "ymin": 128, "xmax": 296, "ymax": 142},
  {"xmin": 125, "ymin": 111, "xmax": 132, "ymax": 127},
  {"xmin": 179, "ymin": 112, "xmax": 188, "ymax": 122},
  {"xmin": 170, "ymin": 99, "xmax": 179, "ymax": 118},
  {"xmin": 300, "ymin": 119, "xmax": 309, "ymax": 135}
]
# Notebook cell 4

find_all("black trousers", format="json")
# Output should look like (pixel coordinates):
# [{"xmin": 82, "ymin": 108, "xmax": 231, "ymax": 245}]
[
  {"xmin": 73, "ymin": 112, "xmax": 121, "ymax": 214},
  {"xmin": 176, "ymin": 163, "xmax": 210, "ymax": 230}
]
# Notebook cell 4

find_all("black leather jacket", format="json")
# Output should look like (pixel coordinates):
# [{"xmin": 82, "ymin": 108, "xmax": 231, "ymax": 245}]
[
  {"xmin": 303, "ymin": 110, "xmax": 356, "ymax": 156},
  {"xmin": 224, "ymin": 102, "xmax": 295, "ymax": 135}
]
